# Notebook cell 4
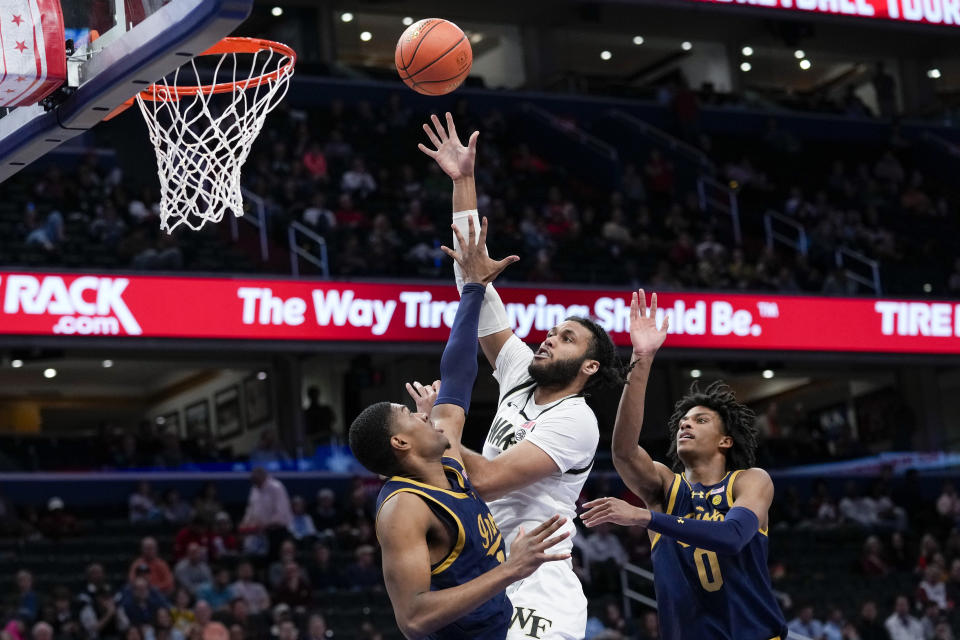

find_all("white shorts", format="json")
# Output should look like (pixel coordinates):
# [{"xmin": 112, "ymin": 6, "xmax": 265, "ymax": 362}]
[{"xmin": 505, "ymin": 559, "xmax": 587, "ymax": 640}]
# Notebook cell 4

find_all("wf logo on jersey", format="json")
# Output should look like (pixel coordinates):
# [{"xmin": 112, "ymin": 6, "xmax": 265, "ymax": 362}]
[
  {"xmin": 486, "ymin": 416, "xmax": 536, "ymax": 451},
  {"xmin": 510, "ymin": 607, "xmax": 552, "ymax": 639}
]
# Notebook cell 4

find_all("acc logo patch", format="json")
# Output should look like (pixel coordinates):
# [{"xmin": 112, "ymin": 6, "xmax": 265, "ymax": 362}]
[
  {"xmin": 711, "ymin": 495, "xmax": 722, "ymax": 506},
  {"xmin": 515, "ymin": 420, "xmax": 536, "ymax": 443}
]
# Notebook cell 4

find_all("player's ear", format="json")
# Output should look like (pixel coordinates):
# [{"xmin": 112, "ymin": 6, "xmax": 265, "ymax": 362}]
[
  {"xmin": 718, "ymin": 435, "xmax": 733, "ymax": 451},
  {"xmin": 390, "ymin": 434, "xmax": 411, "ymax": 451},
  {"xmin": 581, "ymin": 359, "xmax": 600, "ymax": 377}
]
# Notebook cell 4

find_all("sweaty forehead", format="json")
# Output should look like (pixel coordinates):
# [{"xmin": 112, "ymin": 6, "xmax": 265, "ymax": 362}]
[
  {"xmin": 683, "ymin": 405, "xmax": 718, "ymax": 419},
  {"xmin": 552, "ymin": 320, "xmax": 591, "ymax": 340}
]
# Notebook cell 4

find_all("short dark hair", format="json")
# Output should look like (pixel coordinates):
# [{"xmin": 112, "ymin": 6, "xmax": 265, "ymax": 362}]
[
  {"xmin": 666, "ymin": 381, "xmax": 758, "ymax": 472},
  {"xmin": 567, "ymin": 316, "xmax": 624, "ymax": 393},
  {"xmin": 348, "ymin": 402, "xmax": 401, "ymax": 477}
]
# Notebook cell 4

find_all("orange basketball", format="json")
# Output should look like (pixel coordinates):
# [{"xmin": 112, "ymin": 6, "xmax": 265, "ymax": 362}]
[{"xmin": 395, "ymin": 19, "xmax": 472, "ymax": 96}]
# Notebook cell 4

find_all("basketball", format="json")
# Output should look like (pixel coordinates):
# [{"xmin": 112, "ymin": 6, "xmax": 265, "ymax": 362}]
[{"xmin": 395, "ymin": 18, "xmax": 473, "ymax": 96}]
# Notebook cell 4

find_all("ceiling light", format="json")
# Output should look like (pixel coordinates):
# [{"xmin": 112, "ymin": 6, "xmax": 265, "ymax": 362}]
[
  {"xmin": 257, "ymin": 371, "xmax": 268, "ymax": 381},
  {"xmin": 927, "ymin": 68, "xmax": 942, "ymax": 79},
  {"xmin": 799, "ymin": 59, "xmax": 811, "ymax": 70},
  {"xmin": 469, "ymin": 33, "xmax": 483, "ymax": 44},
  {"xmin": 340, "ymin": 12, "xmax": 354, "ymax": 22},
  {"xmin": 740, "ymin": 62, "xmax": 752, "ymax": 72},
  {"xmin": 794, "ymin": 49, "xmax": 805, "ymax": 59},
  {"xmin": 402, "ymin": 16, "xmax": 413, "ymax": 26},
  {"xmin": 762, "ymin": 369, "xmax": 775, "ymax": 379},
  {"xmin": 923, "ymin": 283, "xmax": 933, "ymax": 292},
  {"xmin": 102, "ymin": 359, "xmax": 114, "ymax": 368},
  {"xmin": 11, "ymin": 359, "xmax": 23, "ymax": 368},
  {"xmin": 742, "ymin": 46, "xmax": 754, "ymax": 57},
  {"xmin": 43, "ymin": 368, "xmax": 56, "ymax": 379},
  {"xmin": 633, "ymin": 36, "xmax": 644, "ymax": 45},
  {"xmin": 681, "ymin": 41, "xmax": 693, "ymax": 51},
  {"xmin": 360, "ymin": 31, "xmax": 372, "ymax": 41},
  {"xmin": 600, "ymin": 50, "xmax": 612, "ymax": 60},
  {"xmin": 270, "ymin": 6, "xmax": 283, "ymax": 17},
  {"xmin": 156, "ymin": 416, "xmax": 166, "ymax": 424},
  {"xmin": 690, "ymin": 369, "xmax": 702, "ymax": 379}
]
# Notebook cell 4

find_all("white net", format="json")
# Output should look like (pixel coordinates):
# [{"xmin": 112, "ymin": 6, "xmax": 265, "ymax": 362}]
[{"xmin": 136, "ymin": 40, "xmax": 295, "ymax": 233}]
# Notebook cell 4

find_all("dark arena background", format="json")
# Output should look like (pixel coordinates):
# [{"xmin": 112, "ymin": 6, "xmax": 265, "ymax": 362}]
[{"xmin": 0, "ymin": 0, "xmax": 959, "ymax": 639}]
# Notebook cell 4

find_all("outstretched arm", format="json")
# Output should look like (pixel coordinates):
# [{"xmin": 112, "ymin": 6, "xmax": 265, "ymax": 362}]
[
  {"xmin": 419, "ymin": 112, "xmax": 514, "ymax": 368},
  {"xmin": 581, "ymin": 468, "xmax": 774, "ymax": 555},
  {"xmin": 379, "ymin": 494, "xmax": 569, "ymax": 639},
  {"xmin": 611, "ymin": 290, "xmax": 674, "ymax": 509}
]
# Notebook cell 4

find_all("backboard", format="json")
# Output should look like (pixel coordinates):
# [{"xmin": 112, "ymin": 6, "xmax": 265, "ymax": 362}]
[{"xmin": 0, "ymin": 0, "xmax": 253, "ymax": 182}]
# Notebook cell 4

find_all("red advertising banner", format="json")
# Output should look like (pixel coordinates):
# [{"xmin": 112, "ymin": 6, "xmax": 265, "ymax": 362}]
[
  {"xmin": 0, "ymin": 272, "xmax": 959, "ymax": 353},
  {"xmin": 681, "ymin": 0, "xmax": 960, "ymax": 27}
]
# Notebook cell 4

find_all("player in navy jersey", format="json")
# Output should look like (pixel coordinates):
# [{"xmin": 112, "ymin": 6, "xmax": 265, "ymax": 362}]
[
  {"xmin": 580, "ymin": 290, "xmax": 787, "ymax": 640},
  {"xmin": 349, "ymin": 217, "xmax": 570, "ymax": 640}
]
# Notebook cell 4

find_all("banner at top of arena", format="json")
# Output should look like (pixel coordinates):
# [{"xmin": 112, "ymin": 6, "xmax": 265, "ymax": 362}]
[
  {"xmin": 1, "ymin": 271, "xmax": 959, "ymax": 354},
  {"xmin": 681, "ymin": 0, "xmax": 960, "ymax": 27}
]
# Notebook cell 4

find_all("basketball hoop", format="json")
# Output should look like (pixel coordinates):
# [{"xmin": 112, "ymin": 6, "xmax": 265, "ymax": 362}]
[{"xmin": 131, "ymin": 37, "xmax": 296, "ymax": 233}]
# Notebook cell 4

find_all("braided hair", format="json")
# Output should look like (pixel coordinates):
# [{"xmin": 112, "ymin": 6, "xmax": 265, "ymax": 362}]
[{"xmin": 666, "ymin": 380, "xmax": 758, "ymax": 472}]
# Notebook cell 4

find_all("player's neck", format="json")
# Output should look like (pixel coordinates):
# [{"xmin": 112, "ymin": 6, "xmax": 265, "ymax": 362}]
[
  {"xmin": 532, "ymin": 381, "xmax": 582, "ymax": 405},
  {"xmin": 404, "ymin": 461, "xmax": 449, "ymax": 490},
  {"xmin": 681, "ymin": 456, "xmax": 728, "ymax": 486}
]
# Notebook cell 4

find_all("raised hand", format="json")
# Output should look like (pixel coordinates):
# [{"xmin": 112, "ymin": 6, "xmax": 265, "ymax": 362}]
[
  {"xmin": 441, "ymin": 216, "xmax": 518, "ymax": 286},
  {"xmin": 579, "ymin": 497, "xmax": 651, "ymax": 529},
  {"xmin": 417, "ymin": 112, "xmax": 479, "ymax": 181},
  {"xmin": 405, "ymin": 379, "xmax": 440, "ymax": 416},
  {"xmin": 630, "ymin": 289, "xmax": 669, "ymax": 357},
  {"xmin": 504, "ymin": 515, "xmax": 571, "ymax": 580}
]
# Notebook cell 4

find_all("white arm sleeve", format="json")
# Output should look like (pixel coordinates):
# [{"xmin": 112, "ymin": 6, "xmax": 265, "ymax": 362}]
[{"xmin": 452, "ymin": 209, "xmax": 511, "ymax": 337}]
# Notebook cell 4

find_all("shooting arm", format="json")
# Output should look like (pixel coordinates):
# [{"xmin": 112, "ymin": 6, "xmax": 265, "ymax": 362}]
[
  {"xmin": 378, "ymin": 494, "xmax": 518, "ymax": 639},
  {"xmin": 460, "ymin": 443, "xmax": 559, "ymax": 502}
]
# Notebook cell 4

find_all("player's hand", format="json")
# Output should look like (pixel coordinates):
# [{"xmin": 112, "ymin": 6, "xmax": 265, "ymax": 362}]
[
  {"xmin": 418, "ymin": 112, "xmax": 478, "ymax": 181},
  {"xmin": 441, "ymin": 216, "xmax": 518, "ymax": 286},
  {"xmin": 405, "ymin": 379, "xmax": 440, "ymax": 416},
  {"xmin": 630, "ymin": 289, "xmax": 669, "ymax": 358},
  {"xmin": 580, "ymin": 497, "xmax": 652, "ymax": 529},
  {"xmin": 505, "ymin": 515, "xmax": 571, "ymax": 580}
]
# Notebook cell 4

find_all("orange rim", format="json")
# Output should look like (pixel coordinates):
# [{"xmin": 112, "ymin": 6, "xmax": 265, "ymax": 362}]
[{"xmin": 138, "ymin": 36, "xmax": 296, "ymax": 102}]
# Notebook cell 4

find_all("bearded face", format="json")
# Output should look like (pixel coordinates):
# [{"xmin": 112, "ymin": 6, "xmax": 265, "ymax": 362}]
[{"xmin": 527, "ymin": 354, "xmax": 585, "ymax": 389}]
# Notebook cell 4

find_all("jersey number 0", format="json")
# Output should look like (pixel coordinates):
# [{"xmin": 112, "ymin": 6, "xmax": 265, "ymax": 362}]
[{"xmin": 693, "ymin": 548, "xmax": 723, "ymax": 592}]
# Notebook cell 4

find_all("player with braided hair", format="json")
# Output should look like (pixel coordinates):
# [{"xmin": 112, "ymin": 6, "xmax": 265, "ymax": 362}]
[
  {"xmin": 418, "ymin": 111, "xmax": 625, "ymax": 639},
  {"xmin": 581, "ymin": 290, "xmax": 786, "ymax": 640}
]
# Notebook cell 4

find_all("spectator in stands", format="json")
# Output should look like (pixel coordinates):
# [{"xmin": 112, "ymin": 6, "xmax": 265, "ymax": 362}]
[
  {"xmin": 313, "ymin": 488, "xmax": 337, "ymax": 536},
  {"xmin": 840, "ymin": 481, "xmax": 875, "ymax": 528},
  {"xmin": 268, "ymin": 540, "xmax": 302, "ymax": 589},
  {"xmin": 229, "ymin": 561, "xmax": 270, "ymax": 615},
  {"xmin": 209, "ymin": 512, "xmax": 239, "ymax": 561},
  {"xmin": 30, "ymin": 622, "xmax": 53, "ymax": 640},
  {"xmin": 239, "ymin": 467, "xmax": 293, "ymax": 561},
  {"xmin": 305, "ymin": 614, "xmax": 328, "ymax": 640},
  {"xmin": 634, "ymin": 610, "xmax": 660, "ymax": 640},
  {"xmin": 276, "ymin": 620, "xmax": 299, "ymax": 640},
  {"xmin": 301, "ymin": 141, "xmax": 328, "ymax": 182},
  {"xmin": 197, "ymin": 567, "xmax": 234, "ymax": 612},
  {"xmin": 20, "ymin": 202, "xmax": 63, "ymax": 254},
  {"xmin": 130, "ymin": 537, "xmax": 175, "ymax": 596},
  {"xmin": 574, "ymin": 523, "xmax": 629, "ymax": 594},
  {"xmin": 343, "ymin": 545, "xmax": 381, "ymax": 592},
  {"xmin": 287, "ymin": 496, "xmax": 317, "ymax": 542},
  {"xmin": 76, "ymin": 563, "xmax": 113, "ymax": 609},
  {"xmin": 144, "ymin": 607, "xmax": 184, "ymax": 640},
  {"xmin": 917, "ymin": 534, "xmax": 942, "ymax": 573},
  {"xmin": 169, "ymin": 588, "xmax": 195, "ymax": 636},
  {"xmin": 120, "ymin": 577, "xmax": 168, "ymax": 629},
  {"xmin": 174, "ymin": 543, "xmax": 213, "ymax": 597},
  {"xmin": 788, "ymin": 604, "xmax": 826, "ymax": 640},
  {"xmin": 174, "ymin": 517, "xmax": 211, "ymax": 561},
  {"xmin": 889, "ymin": 532, "xmax": 914, "ymax": 572},
  {"xmin": 823, "ymin": 607, "xmax": 846, "ymax": 640},
  {"xmin": 79, "ymin": 586, "xmax": 125, "ymax": 639},
  {"xmin": 303, "ymin": 386, "xmax": 336, "ymax": 446},
  {"xmin": 919, "ymin": 602, "xmax": 941, "ymax": 640},
  {"xmin": 861, "ymin": 536, "xmax": 889, "ymax": 577},
  {"xmin": 130, "ymin": 481, "xmax": 161, "ymax": 523},
  {"xmin": 307, "ymin": 542, "xmax": 341, "ymax": 591},
  {"xmin": 45, "ymin": 586, "xmax": 81, "ymax": 639},
  {"xmin": 301, "ymin": 193, "xmax": 335, "ymax": 236},
  {"xmin": 38, "ymin": 496, "xmax": 79, "ymax": 541},
  {"xmin": 248, "ymin": 431, "xmax": 293, "ymax": 468},
  {"xmin": 272, "ymin": 562, "xmax": 311, "ymax": 611},
  {"xmin": 333, "ymin": 193, "xmax": 368, "ymax": 231},
  {"xmin": 936, "ymin": 482, "xmax": 960, "ymax": 528},
  {"xmin": 192, "ymin": 601, "xmax": 214, "ymax": 636},
  {"xmin": 14, "ymin": 569, "xmax": 39, "ymax": 624},
  {"xmin": 193, "ymin": 483, "xmax": 222, "ymax": 525},
  {"xmin": 885, "ymin": 595, "xmax": 923, "ymax": 640},
  {"xmin": 161, "ymin": 490, "xmax": 193, "ymax": 526},
  {"xmin": 916, "ymin": 565, "xmax": 948, "ymax": 611}
]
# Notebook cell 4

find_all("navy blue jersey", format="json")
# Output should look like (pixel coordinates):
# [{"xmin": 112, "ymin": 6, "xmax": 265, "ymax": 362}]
[
  {"xmin": 375, "ymin": 456, "xmax": 511, "ymax": 640},
  {"xmin": 650, "ymin": 470, "xmax": 787, "ymax": 640}
]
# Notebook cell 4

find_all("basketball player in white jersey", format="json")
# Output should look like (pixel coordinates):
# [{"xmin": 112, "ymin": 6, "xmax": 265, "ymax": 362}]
[{"xmin": 417, "ymin": 113, "xmax": 625, "ymax": 639}]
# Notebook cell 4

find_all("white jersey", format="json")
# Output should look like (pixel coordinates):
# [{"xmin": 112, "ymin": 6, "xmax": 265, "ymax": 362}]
[
  {"xmin": 482, "ymin": 335, "xmax": 598, "ymax": 551},
  {"xmin": 482, "ymin": 335, "xmax": 598, "ymax": 638}
]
